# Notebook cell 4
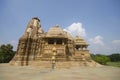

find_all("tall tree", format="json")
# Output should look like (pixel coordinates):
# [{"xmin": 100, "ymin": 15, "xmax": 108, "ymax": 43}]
[{"xmin": 0, "ymin": 44, "xmax": 15, "ymax": 63}]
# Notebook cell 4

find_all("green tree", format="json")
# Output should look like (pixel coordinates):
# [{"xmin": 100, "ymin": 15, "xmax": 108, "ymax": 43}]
[
  {"xmin": 0, "ymin": 44, "xmax": 15, "ymax": 63},
  {"xmin": 91, "ymin": 54, "xmax": 110, "ymax": 65},
  {"xmin": 109, "ymin": 53, "xmax": 120, "ymax": 62}
]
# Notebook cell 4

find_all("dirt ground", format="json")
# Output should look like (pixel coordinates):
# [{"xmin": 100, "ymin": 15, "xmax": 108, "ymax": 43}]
[{"xmin": 0, "ymin": 63, "xmax": 120, "ymax": 80}]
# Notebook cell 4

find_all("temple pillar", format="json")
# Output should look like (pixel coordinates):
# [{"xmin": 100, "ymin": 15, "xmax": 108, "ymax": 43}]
[
  {"xmin": 54, "ymin": 39, "xmax": 56, "ymax": 45},
  {"xmin": 62, "ymin": 40, "xmax": 64, "ymax": 45}
]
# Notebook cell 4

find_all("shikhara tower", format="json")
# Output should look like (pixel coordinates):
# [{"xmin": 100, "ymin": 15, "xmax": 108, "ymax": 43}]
[{"xmin": 10, "ymin": 17, "xmax": 98, "ymax": 67}]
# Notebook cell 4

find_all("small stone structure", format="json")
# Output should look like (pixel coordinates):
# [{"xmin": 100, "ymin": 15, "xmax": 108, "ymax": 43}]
[{"xmin": 10, "ymin": 17, "xmax": 99, "ymax": 68}]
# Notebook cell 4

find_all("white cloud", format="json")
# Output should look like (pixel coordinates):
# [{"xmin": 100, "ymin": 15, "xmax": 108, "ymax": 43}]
[
  {"xmin": 89, "ymin": 35, "xmax": 104, "ymax": 46},
  {"xmin": 63, "ymin": 29, "xmax": 71, "ymax": 34},
  {"xmin": 89, "ymin": 38, "xmax": 120, "ymax": 54},
  {"xmin": 112, "ymin": 40, "xmax": 120, "ymax": 44},
  {"xmin": 64, "ymin": 22, "xmax": 86, "ymax": 37}
]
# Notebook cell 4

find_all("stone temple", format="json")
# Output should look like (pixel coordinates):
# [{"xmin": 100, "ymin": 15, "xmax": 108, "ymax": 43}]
[{"xmin": 10, "ymin": 17, "xmax": 98, "ymax": 68}]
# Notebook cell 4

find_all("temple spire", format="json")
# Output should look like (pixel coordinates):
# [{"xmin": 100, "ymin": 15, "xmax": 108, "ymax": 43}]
[{"xmin": 23, "ymin": 17, "xmax": 43, "ymax": 37}]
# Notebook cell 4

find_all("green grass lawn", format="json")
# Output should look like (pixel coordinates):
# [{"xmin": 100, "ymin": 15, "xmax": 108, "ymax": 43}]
[{"xmin": 106, "ymin": 62, "xmax": 120, "ymax": 67}]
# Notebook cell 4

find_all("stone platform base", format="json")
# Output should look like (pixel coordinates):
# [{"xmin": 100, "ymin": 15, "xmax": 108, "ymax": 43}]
[{"xmin": 9, "ymin": 60, "xmax": 101, "ymax": 68}]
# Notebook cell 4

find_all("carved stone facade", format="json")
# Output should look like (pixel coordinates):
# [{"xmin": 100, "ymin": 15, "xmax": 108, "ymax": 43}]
[{"xmin": 10, "ymin": 17, "xmax": 99, "ymax": 67}]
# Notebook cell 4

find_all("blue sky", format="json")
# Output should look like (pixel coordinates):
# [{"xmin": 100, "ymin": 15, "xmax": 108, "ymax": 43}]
[{"xmin": 0, "ymin": 0, "xmax": 120, "ymax": 54}]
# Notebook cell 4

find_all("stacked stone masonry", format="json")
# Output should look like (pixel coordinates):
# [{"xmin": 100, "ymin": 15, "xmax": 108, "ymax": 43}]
[{"xmin": 10, "ymin": 17, "xmax": 99, "ymax": 67}]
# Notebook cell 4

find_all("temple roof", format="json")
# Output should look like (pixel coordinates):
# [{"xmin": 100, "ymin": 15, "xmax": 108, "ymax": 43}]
[
  {"xmin": 66, "ymin": 32, "xmax": 73, "ymax": 40},
  {"xmin": 45, "ymin": 25, "xmax": 67, "ymax": 38},
  {"xmin": 74, "ymin": 36, "xmax": 88, "ymax": 45}
]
